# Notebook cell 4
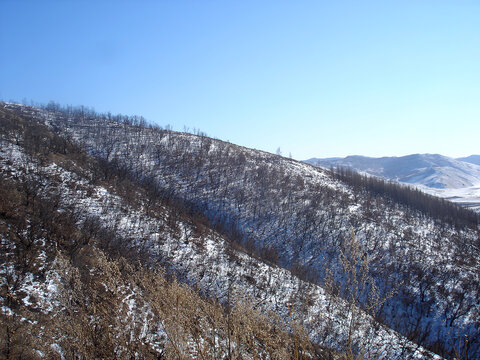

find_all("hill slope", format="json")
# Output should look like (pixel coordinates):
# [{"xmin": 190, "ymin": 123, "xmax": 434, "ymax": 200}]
[
  {"xmin": 0, "ymin": 104, "xmax": 337, "ymax": 359},
  {"xmin": 458, "ymin": 154, "xmax": 480, "ymax": 166},
  {"xmin": 3, "ymin": 102, "xmax": 479, "ymax": 359}
]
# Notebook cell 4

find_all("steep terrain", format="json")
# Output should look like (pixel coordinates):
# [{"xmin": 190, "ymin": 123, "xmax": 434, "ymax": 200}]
[
  {"xmin": 2, "ymin": 102, "xmax": 479, "ymax": 359},
  {"xmin": 0, "ymin": 105, "xmax": 329, "ymax": 359},
  {"xmin": 306, "ymin": 154, "xmax": 480, "ymax": 211}
]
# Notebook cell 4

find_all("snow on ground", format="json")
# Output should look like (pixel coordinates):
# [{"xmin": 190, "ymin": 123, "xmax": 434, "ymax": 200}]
[
  {"xmin": 419, "ymin": 183, "xmax": 480, "ymax": 212},
  {"xmin": 308, "ymin": 154, "xmax": 480, "ymax": 212},
  {"xmin": 0, "ymin": 137, "xmax": 443, "ymax": 359}
]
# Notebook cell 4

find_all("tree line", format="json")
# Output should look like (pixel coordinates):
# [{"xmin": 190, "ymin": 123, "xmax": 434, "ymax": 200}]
[{"xmin": 331, "ymin": 166, "xmax": 480, "ymax": 229}]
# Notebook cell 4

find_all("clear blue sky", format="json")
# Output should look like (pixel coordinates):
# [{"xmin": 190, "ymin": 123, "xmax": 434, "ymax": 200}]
[{"xmin": 1, "ymin": 1, "xmax": 479, "ymax": 159}]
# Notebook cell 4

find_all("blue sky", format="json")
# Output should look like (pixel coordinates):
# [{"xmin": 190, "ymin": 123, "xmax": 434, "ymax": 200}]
[{"xmin": 1, "ymin": 1, "xmax": 479, "ymax": 159}]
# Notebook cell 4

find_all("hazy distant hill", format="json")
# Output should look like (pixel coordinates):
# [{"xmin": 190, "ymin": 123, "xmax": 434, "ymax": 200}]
[
  {"xmin": 306, "ymin": 154, "xmax": 480, "ymax": 211},
  {"xmin": 458, "ymin": 154, "xmax": 480, "ymax": 166}
]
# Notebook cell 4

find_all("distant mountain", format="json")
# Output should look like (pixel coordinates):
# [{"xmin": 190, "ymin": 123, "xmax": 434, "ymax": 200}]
[
  {"xmin": 457, "ymin": 154, "xmax": 480, "ymax": 166},
  {"xmin": 305, "ymin": 154, "xmax": 480, "ymax": 211}
]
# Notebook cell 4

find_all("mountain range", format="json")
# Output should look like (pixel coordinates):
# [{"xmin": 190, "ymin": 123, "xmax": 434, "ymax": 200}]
[
  {"xmin": 1, "ymin": 101, "xmax": 479, "ymax": 359},
  {"xmin": 305, "ymin": 154, "xmax": 480, "ymax": 211}
]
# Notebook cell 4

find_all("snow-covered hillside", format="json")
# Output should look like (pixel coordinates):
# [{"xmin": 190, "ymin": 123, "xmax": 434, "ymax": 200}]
[
  {"xmin": 458, "ymin": 154, "xmax": 480, "ymax": 166},
  {"xmin": 2, "ymin": 102, "xmax": 479, "ymax": 359},
  {"xmin": 306, "ymin": 154, "xmax": 480, "ymax": 211},
  {"xmin": 0, "ymin": 139, "xmax": 438, "ymax": 359}
]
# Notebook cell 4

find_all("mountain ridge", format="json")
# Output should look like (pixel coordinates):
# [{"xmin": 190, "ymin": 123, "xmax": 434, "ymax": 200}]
[{"xmin": 457, "ymin": 154, "xmax": 480, "ymax": 166}]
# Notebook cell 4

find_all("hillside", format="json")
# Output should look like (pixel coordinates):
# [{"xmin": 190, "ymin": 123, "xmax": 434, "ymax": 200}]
[
  {"xmin": 458, "ymin": 155, "xmax": 480, "ymax": 166},
  {"xmin": 0, "ymin": 104, "xmax": 331, "ymax": 359},
  {"xmin": 2, "ymin": 101, "xmax": 479, "ymax": 359},
  {"xmin": 306, "ymin": 154, "xmax": 480, "ymax": 211}
]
